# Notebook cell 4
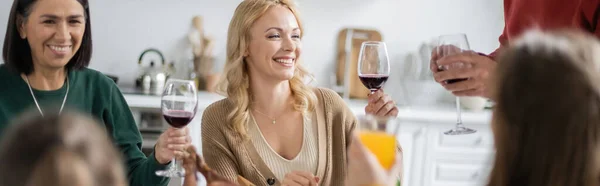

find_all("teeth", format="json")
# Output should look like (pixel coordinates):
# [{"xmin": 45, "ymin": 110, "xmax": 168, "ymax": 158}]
[
  {"xmin": 49, "ymin": 45, "xmax": 71, "ymax": 52},
  {"xmin": 274, "ymin": 59, "xmax": 294, "ymax": 64}
]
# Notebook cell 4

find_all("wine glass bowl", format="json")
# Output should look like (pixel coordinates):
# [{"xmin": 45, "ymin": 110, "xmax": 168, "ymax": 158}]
[
  {"xmin": 358, "ymin": 41, "xmax": 391, "ymax": 93},
  {"xmin": 161, "ymin": 82, "xmax": 198, "ymax": 128}
]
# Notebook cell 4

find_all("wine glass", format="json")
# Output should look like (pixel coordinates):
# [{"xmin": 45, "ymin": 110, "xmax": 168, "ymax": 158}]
[
  {"xmin": 435, "ymin": 33, "xmax": 476, "ymax": 135},
  {"xmin": 358, "ymin": 41, "xmax": 391, "ymax": 94},
  {"xmin": 155, "ymin": 78, "xmax": 198, "ymax": 177}
]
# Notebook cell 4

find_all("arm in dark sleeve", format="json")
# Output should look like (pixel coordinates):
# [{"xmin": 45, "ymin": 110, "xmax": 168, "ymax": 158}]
[{"xmin": 106, "ymin": 84, "xmax": 170, "ymax": 186}]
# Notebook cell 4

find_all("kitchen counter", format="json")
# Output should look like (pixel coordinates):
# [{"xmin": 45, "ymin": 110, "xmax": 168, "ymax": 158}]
[{"xmin": 122, "ymin": 90, "xmax": 492, "ymax": 125}]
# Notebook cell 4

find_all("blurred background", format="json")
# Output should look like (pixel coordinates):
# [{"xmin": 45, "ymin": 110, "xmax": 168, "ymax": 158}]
[
  {"xmin": 0, "ymin": 1, "xmax": 503, "ymax": 185},
  {"xmin": 0, "ymin": 0, "xmax": 503, "ymax": 106}
]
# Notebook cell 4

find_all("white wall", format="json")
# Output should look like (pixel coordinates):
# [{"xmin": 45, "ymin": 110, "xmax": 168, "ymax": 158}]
[{"xmin": 0, "ymin": 0, "xmax": 503, "ymax": 93}]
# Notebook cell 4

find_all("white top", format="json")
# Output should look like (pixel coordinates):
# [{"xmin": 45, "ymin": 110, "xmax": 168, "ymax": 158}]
[{"xmin": 248, "ymin": 114, "xmax": 319, "ymax": 181}]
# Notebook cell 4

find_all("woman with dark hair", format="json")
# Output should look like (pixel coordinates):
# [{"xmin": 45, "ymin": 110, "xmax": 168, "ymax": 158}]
[{"xmin": 0, "ymin": 0, "xmax": 190, "ymax": 185}]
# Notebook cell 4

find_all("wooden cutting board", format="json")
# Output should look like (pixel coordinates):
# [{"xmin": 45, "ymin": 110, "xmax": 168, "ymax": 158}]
[{"xmin": 336, "ymin": 28, "xmax": 382, "ymax": 99}]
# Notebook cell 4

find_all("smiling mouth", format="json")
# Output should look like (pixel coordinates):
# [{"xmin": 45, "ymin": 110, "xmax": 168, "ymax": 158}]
[
  {"xmin": 48, "ymin": 45, "xmax": 72, "ymax": 53},
  {"xmin": 274, "ymin": 58, "xmax": 294, "ymax": 64}
]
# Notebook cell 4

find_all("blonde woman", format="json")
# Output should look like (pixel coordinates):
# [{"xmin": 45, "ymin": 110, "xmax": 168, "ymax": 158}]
[{"xmin": 201, "ymin": 0, "xmax": 399, "ymax": 185}]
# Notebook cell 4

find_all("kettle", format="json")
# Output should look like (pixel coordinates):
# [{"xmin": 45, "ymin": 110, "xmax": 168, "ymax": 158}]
[{"xmin": 135, "ymin": 48, "xmax": 169, "ymax": 94}]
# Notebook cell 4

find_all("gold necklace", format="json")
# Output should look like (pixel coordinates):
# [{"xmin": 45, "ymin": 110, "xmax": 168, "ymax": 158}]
[{"xmin": 253, "ymin": 109, "xmax": 279, "ymax": 124}]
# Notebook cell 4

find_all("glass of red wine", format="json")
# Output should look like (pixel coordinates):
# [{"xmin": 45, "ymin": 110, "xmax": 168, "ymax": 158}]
[
  {"xmin": 435, "ymin": 33, "xmax": 476, "ymax": 135},
  {"xmin": 358, "ymin": 41, "xmax": 390, "ymax": 94},
  {"xmin": 155, "ymin": 78, "xmax": 198, "ymax": 177}
]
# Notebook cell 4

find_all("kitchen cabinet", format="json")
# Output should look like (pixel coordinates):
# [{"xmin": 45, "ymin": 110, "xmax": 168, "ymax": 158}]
[{"xmin": 123, "ymin": 91, "xmax": 494, "ymax": 186}]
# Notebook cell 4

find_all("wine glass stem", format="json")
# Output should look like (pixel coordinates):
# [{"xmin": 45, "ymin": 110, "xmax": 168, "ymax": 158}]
[
  {"xmin": 172, "ymin": 158, "xmax": 179, "ymax": 171},
  {"xmin": 455, "ymin": 97, "xmax": 463, "ymax": 128}
]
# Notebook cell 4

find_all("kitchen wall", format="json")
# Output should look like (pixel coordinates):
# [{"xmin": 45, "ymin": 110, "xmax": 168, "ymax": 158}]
[{"xmin": 0, "ymin": 0, "xmax": 504, "ymax": 102}]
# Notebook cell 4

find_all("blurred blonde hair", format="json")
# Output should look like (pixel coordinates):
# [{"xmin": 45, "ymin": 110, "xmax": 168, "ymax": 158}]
[
  {"xmin": 217, "ymin": 0, "xmax": 317, "ymax": 137},
  {"xmin": 0, "ymin": 111, "xmax": 127, "ymax": 186},
  {"xmin": 488, "ymin": 29, "xmax": 600, "ymax": 186}
]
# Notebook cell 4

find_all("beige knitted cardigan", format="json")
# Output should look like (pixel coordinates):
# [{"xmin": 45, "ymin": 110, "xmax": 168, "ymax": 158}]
[{"xmin": 201, "ymin": 87, "xmax": 356, "ymax": 186}]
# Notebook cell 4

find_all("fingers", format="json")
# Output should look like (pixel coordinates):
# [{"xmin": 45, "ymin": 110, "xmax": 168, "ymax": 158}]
[
  {"xmin": 292, "ymin": 171, "xmax": 318, "ymax": 186},
  {"xmin": 169, "ymin": 127, "xmax": 190, "ymax": 138},
  {"xmin": 366, "ymin": 90, "xmax": 397, "ymax": 117},
  {"xmin": 385, "ymin": 106, "xmax": 399, "ymax": 117},
  {"xmin": 283, "ymin": 174, "xmax": 307, "ymax": 186},
  {"xmin": 168, "ymin": 144, "xmax": 189, "ymax": 152},
  {"xmin": 436, "ymin": 52, "xmax": 483, "ymax": 66},
  {"xmin": 167, "ymin": 127, "xmax": 192, "ymax": 157},
  {"xmin": 369, "ymin": 93, "xmax": 389, "ymax": 111},
  {"xmin": 429, "ymin": 57, "xmax": 439, "ymax": 73},
  {"xmin": 375, "ymin": 100, "xmax": 396, "ymax": 116},
  {"xmin": 168, "ymin": 135, "xmax": 190, "ymax": 144},
  {"xmin": 282, "ymin": 174, "xmax": 307, "ymax": 186}
]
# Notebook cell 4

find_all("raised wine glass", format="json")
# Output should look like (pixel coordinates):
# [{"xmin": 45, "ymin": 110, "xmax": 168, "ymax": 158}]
[
  {"xmin": 155, "ymin": 78, "xmax": 198, "ymax": 177},
  {"xmin": 435, "ymin": 33, "xmax": 476, "ymax": 135}
]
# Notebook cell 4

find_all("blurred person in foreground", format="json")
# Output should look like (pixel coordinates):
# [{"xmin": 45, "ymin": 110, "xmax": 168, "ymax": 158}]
[
  {"xmin": 488, "ymin": 29, "xmax": 600, "ymax": 186},
  {"xmin": 0, "ymin": 111, "xmax": 127, "ymax": 186}
]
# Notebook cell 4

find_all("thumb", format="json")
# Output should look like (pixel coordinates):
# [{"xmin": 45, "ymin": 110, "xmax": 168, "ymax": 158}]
[{"xmin": 315, "ymin": 176, "xmax": 320, "ymax": 183}]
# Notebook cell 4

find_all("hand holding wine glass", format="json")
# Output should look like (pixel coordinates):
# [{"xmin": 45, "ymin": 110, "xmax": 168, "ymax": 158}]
[
  {"xmin": 155, "ymin": 127, "xmax": 191, "ymax": 164},
  {"xmin": 434, "ymin": 33, "xmax": 477, "ymax": 135},
  {"xmin": 156, "ymin": 79, "xmax": 198, "ymax": 177}
]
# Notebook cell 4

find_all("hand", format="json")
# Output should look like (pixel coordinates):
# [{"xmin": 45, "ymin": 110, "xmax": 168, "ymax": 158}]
[
  {"xmin": 182, "ymin": 146, "xmax": 199, "ymax": 186},
  {"xmin": 155, "ymin": 127, "xmax": 191, "ymax": 165},
  {"xmin": 281, "ymin": 171, "xmax": 320, "ymax": 186},
  {"xmin": 346, "ymin": 133, "xmax": 402, "ymax": 186},
  {"xmin": 433, "ymin": 52, "xmax": 496, "ymax": 98},
  {"xmin": 182, "ymin": 146, "xmax": 241, "ymax": 186},
  {"xmin": 365, "ymin": 89, "xmax": 398, "ymax": 117}
]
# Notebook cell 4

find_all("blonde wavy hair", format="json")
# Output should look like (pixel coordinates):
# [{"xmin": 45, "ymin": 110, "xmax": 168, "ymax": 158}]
[{"xmin": 217, "ymin": 0, "xmax": 317, "ymax": 137}]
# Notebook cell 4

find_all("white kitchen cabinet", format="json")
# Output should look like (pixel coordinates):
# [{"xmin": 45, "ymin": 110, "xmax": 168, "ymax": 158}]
[
  {"xmin": 124, "ymin": 92, "xmax": 494, "ymax": 186},
  {"xmin": 392, "ymin": 110, "xmax": 494, "ymax": 186}
]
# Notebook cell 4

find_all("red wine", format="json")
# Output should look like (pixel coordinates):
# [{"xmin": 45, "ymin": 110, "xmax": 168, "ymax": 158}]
[
  {"xmin": 437, "ymin": 67, "xmax": 467, "ymax": 84},
  {"xmin": 359, "ymin": 74, "xmax": 389, "ymax": 91},
  {"xmin": 163, "ymin": 110, "xmax": 194, "ymax": 128}
]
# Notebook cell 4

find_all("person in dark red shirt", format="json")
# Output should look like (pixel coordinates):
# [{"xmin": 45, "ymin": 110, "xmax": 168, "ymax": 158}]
[{"xmin": 430, "ymin": 0, "xmax": 600, "ymax": 99}]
